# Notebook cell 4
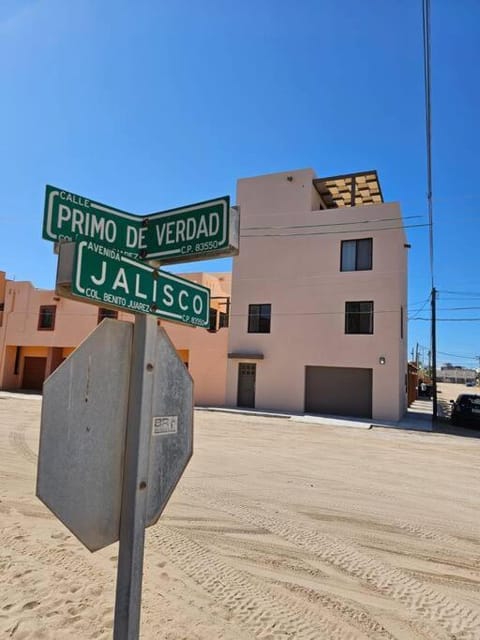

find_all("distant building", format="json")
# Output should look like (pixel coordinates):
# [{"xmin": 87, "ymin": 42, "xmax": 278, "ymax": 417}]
[
  {"xmin": 437, "ymin": 365, "xmax": 476, "ymax": 384},
  {"xmin": 0, "ymin": 167, "xmax": 408, "ymax": 421}
]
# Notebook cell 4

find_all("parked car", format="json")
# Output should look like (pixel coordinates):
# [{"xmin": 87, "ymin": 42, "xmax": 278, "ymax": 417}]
[
  {"xmin": 465, "ymin": 380, "xmax": 476, "ymax": 387},
  {"xmin": 450, "ymin": 394, "xmax": 480, "ymax": 427}
]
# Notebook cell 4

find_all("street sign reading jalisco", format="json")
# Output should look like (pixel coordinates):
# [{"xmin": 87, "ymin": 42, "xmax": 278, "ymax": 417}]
[
  {"xmin": 60, "ymin": 240, "xmax": 210, "ymax": 327},
  {"xmin": 43, "ymin": 185, "xmax": 239, "ymax": 264}
]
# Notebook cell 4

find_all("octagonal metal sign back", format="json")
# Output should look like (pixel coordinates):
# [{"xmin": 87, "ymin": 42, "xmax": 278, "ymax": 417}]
[
  {"xmin": 36, "ymin": 319, "xmax": 132, "ymax": 551},
  {"xmin": 36, "ymin": 318, "xmax": 194, "ymax": 553}
]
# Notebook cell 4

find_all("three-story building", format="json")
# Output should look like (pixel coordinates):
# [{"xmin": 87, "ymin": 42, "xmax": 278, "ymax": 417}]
[{"xmin": 226, "ymin": 168, "xmax": 408, "ymax": 421}]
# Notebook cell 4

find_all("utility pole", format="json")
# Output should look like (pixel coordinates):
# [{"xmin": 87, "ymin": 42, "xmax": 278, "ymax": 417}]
[
  {"xmin": 431, "ymin": 287, "xmax": 437, "ymax": 420},
  {"xmin": 415, "ymin": 343, "xmax": 419, "ymax": 367}
]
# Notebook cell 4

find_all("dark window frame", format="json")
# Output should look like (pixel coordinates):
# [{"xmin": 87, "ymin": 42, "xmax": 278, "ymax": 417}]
[
  {"xmin": 14, "ymin": 346, "xmax": 21, "ymax": 375},
  {"xmin": 97, "ymin": 307, "xmax": 118, "ymax": 324},
  {"xmin": 38, "ymin": 305, "xmax": 56, "ymax": 331},
  {"xmin": 340, "ymin": 238, "xmax": 373, "ymax": 272},
  {"xmin": 248, "ymin": 303, "xmax": 271, "ymax": 333},
  {"xmin": 208, "ymin": 307, "xmax": 218, "ymax": 332},
  {"xmin": 345, "ymin": 301, "xmax": 374, "ymax": 335},
  {"xmin": 219, "ymin": 311, "xmax": 229, "ymax": 329}
]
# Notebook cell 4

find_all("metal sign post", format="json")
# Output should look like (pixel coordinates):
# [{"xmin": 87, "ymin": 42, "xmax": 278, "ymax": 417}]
[{"xmin": 114, "ymin": 313, "xmax": 156, "ymax": 639}]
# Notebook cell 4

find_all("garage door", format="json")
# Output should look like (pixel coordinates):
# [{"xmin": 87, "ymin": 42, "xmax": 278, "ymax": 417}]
[
  {"xmin": 305, "ymin": 366, "xmax": 372, "ymax": 419},
  {"xmin": 22, "ymin": 357, "xmax": 47, "ymax": 391}
]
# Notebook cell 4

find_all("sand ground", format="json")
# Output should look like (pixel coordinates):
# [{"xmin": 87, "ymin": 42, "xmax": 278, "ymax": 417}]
[{"xmin": 1, "ymin": 393, "xmax": 480, "ymax": 640}]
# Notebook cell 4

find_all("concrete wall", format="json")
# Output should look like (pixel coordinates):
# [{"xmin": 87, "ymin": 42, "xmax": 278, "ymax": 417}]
[{"xmin": 227, "ymin": 168, "xmax": 408, "ymax": 421}]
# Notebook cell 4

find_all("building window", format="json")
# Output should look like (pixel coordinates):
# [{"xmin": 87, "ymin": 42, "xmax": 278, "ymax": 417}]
[
  {"xmin": 345, "ymin": 301, "xmax": 374, "ymax": 334},
  {"xmin": 208, "ymin": 307, "xmax": 218, "ymax": 332},
  {"xmin": 14, "ymin": 346, "xmax": 21, "ymax": 375},
  {"xmin": 98, "ymin": 307, "xmax": 118, "ymax": 324},
  {"xmin": 248, "ymin": 304, "xmax": 271, "ymax": 333},
  {"xmin": 219, "ymin": 311, "xmax": 229, "ymax": 328},
  {"xmin": 38, "ymin": 305, "xmax": 56, "ymax": 331},
  {"xmin": 341, "ymin": 238, "xmax": 372, "ymax": 271}
]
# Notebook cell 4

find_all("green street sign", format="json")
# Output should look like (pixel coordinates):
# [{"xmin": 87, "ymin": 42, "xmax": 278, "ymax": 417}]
[
  {"xmin": 43, "ymin": 185, "xmax": 142, "ymax": 257},
  {"xmin": 43, "ymin": 185, "xmax": 239, "ymax": 264},
  {"xmin": 67, "ymin": 241, "xmax": 210, "ymax": 327},
  {"xmin": 144, "ymin": 197, "xmax": 239, "ymax": 264}
]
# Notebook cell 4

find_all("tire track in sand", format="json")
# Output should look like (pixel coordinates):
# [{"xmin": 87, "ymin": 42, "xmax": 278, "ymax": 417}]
[
  {"xmin": 183, "ymin": 486, "xmax": 480, "ymax": 640},
  {"xmin": 149, "ymin": 523, "xmax": 375, "ymax": 640},
  {"xmin": 8, "ymin": 426, "xmax": 37, "ymax": 465}
]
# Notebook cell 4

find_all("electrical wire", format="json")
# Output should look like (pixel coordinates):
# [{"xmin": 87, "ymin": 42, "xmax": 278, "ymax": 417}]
[
  {"xmin": 439, "ymin": 290, "xmax": 480, "ymax": 297},
  {"xmin": 240, "ymin": 223, "xmax": 428, "ymax": 238},
  {"xmin": 438, "ymin": 306, "xmax": 480, "ymax": 311},
  {"xmin": 412, "ymin": 317, "xmax": 480, "ymax": 322},
  {"xmin": 241, "ymin": 215, "xmax": 421, "ymax": 231},
  {"xmin": 408, "ymin": 296, "xmax": 430, "ymax": 320},
  {"xmin": 437, "ymin": 350, "xmax": 480, "ymax": 360}
]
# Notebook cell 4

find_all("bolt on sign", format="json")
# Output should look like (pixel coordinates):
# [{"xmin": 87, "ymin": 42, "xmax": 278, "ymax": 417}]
[
  {"xmin": 43, "ymin": 185, "xmax": 239, "ymax": 264},
  {"xmin": 57, "ymin": 241, "xmax": 210, "ymax": 328}
]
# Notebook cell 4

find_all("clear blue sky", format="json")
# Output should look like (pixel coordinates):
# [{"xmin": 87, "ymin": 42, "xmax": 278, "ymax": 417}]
[{"xmin": 1, "ymin": 0, "xmax": 479, "ymax": 369}]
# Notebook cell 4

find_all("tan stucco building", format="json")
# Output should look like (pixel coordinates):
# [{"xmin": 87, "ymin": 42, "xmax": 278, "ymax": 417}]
[
  {"xmin": 227, "ymin": 168, "xmax": 408, "ymax": 421},
  {"xmin": 0, "ymin": 168, "xmax": 408, "ymax": 421},
  {"xmin": 0, "ymin": 271, "xmax": 230, "ymax": 407}
]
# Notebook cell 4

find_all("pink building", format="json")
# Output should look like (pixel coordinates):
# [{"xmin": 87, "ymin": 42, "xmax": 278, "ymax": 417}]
[
  {"xmin": 0, "ymin": 168, "xmax": 407, "ymax": 421},
  {"xmin": 227, "ymin": 168, "xmax": 408, "ymax": 421},
  {"xmin": 0, "ymin": 270, "xmax": 230, "ymax": 407}
]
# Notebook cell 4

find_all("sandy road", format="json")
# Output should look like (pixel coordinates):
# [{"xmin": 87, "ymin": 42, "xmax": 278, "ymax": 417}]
[{"xmin": 1, "ymin": 393, "xmax": 480, "ymax": 639}]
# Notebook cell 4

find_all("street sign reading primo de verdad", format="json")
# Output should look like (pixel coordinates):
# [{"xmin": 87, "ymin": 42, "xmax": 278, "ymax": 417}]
[{"xmin": 43, "ymin": 185, "xmax": 239, "ymax": 264}]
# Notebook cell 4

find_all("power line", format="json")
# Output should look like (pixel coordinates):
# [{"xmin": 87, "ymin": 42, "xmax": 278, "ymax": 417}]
[
  {"xmin": 408, "ymin": 296, "xmax": 430, "ymax": 320},
  {"xmin": 439, "ymin": 289, "xmax": 480, "ymax": 297},
  {"xmin": 437, "ymin": 350, "xmax": 480, "ymax": 360},
  {"xmin": 241, "ymin": 215, "xmax": 421, "ymax": 232},
  {"xmin": 437, "ymin": 296, "xmax": 480, "ymax": 302},
  {"xmin": 438, "ymin": 306, "xmax": 480, "ymax": 311},
  {"xmin": 240, "ymin": 223, "xmax": 428, "ymax": 238},
  {"xmin": 412, "ymin": 317, "xmax": 480, "ymax": 322}
]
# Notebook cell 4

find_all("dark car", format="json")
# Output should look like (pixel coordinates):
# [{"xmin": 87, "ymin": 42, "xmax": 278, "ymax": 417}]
[{"xmin": 450, "ymin": 394, "xmax": 480, "ymax": 427}]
